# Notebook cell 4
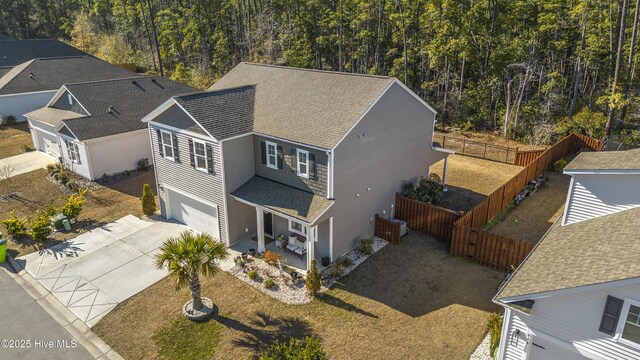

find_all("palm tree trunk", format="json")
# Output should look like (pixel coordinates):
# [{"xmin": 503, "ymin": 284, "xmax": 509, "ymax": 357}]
[{"xmin": 190, "ymin": 272, "xmax": 203, "ymax": 311}]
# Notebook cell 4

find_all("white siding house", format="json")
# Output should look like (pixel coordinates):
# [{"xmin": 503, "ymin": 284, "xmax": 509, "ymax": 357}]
[{"xmin": 0, "ymin": 90, "xmax": 57, "ymax": 122}]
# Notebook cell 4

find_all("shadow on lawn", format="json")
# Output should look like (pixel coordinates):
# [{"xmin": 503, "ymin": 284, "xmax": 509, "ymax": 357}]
[
  {"xmin": 338, "ymin": 232, "xmax": 504, "ymax": 318},
  {"xmin": 95, "ymin": 168, "xmax": 157, "ymax": 198},
  {"xmin": 215, "ymin": 311, "xmax": 313, "ymax": 353},
  {"xmin": 317, "ymin": 293, "xmax": 378, "ymax": 318},
  {"xmin": 442, "ymin": 185, "xmax": 486, "ymax": 212}
]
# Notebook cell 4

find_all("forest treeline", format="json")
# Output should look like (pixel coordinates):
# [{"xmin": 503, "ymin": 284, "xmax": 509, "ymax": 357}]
[{"xmin": 1, "ymin": 0, "xmax": 638, "ymax": 145}]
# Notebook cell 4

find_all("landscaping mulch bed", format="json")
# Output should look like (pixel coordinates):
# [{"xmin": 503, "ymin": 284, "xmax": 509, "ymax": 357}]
[
  {"xmin": 0, "ymin": 123, "xmax": 32, "ymax": 159},
  {"xmin": 94, "ymin": 232, "xmax": 504, "ymax": 360}
]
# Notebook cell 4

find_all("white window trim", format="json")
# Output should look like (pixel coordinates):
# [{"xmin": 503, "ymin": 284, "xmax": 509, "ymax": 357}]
[
  {"xmin": 288, "ymin": 219, "xmax": 308, "ymax": 236},
  {"xmin": 296, "ymin": 148, "xmax": 309, "ymax": 178},
  {"xmin": 65, "ymin": 139, "xmax": 79, "ymax": 164},
  {"xmin": 266, "ymin": 141, "xmax": 278, "ymax": 170},
  {"xmin": 160, "ymin": 129, "xmax": 174, "ymax": 161},
  {"xmin": 615, "ymin": 298, "xmax": 640, "ymax": 349},
  {"xmin": 192, "ymin": 139, "xmax": 208, "ymax": 173}
]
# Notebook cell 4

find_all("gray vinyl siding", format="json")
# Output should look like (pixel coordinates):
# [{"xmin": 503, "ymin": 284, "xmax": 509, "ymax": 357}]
[
  {"xmin": 564, "ymin": 174, "xmax": 640, "ymax": 225},
  {"xmin": 150, "ymin": 124, "xmax": 228, "ymax": 244},
  {"xmin": 223, "ymin": 135, "xmax": 256, "ymax": 244},
  {"xmin": 314, "ymin": 219, "xmax": 330, "ymax": 260},
  {"xmin": 51, "ymin": 90, "xmax": 87, "ymax": 115},
  {"xmin": 0, "ymin": 90, "xmax": 57, "ymax": 122},
  {"xmin": 253, "ymin": 135, "xmax": 328, "ymax": 197},
  {"xmin": 153, "ymin": 103, "xmax": 206, "ymax": 135},
  {"xmin": 58, "ymin": 133, "xmax": 91, "ymax": 179},
  {"xmin": 331, "ymin": 82, "xmax": 445, "ymax": 258},
  {"xmin": 500, "ymin": 283, "xmax": 640, "ymax": 360}
]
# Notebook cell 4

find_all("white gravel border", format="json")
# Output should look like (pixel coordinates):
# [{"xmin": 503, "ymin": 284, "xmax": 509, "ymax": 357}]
[{"xmin": 470, "ymin": 333, "xmax": 492, "ymax": 360}]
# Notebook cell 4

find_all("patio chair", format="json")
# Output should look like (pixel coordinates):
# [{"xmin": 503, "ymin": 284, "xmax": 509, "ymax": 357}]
[{"xmin": 285, "ymin": 235, "xmax": 307, "ymax": 259}]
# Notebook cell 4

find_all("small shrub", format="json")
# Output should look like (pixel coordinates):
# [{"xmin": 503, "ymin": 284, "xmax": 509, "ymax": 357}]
[
  {"xmin": 6, "ymin": 115, "xmax": 17, "ymax": 125},
  {"xmin": 264, "ymin": 278, "xmax": 275, "ymax": 289},
  {"xmin": 487, "ymin": 312, "xmax": 503, "ymax": 357},
  {"xmin": 46, "ymin": 162, "xmax": 65, "ymax": 176},
  {"xmin": 44, "ymin": 199, "xmax": 58, "ymax": 217},
  {"xmin": 21, "ymin": 144, "xmax": 35, "ymax": 152},
  {"xmin": 1, "ymin": 211, "xmax": 27, "ymax": 238},
  {"xmin": 57, "ymin": 171, "xmax": 69, "ymax": 185},
  {"xmin": 359, "ymin": 238, "xmax": 374, "ymax": 255},
  {"xmin": 553, "ymin": 158, "xmax": 568, "ymax": 172},
  {"xmin": 123, "ymin": 170, "xmax": 131, "ymax": 176},
  {"xmin": 61, "ymin": 189, "xmax": 86, "ymax": 222},
  {"xmin": 330, "ymin": 261, "xmax": 344, "ymax": 278},
  {"xmin": 28, "ymin": 210, "xmax": 52, "ymax": 245},
  {"xmin": 402, "ymin": 176, "xmax": 445, "ymax": 206},
  {"xmin": 259, "ymin": 335, "xmax": 327, "ymax": 360},
  {"xmin": 141, "ymin": 184, "xmax": 157, "ymax": 216},
  {"xmin": 339, "ymin": 257, "xmax": 353, "ymax": 268},
  {"xmin": 263, "ymin": 250, "xmax": 282, "ymax": 264},
  {"xmin": 248, "ymin": 269, "xmax": 258, "ymax": 280},
  {"xmin": 306, "ymin": 259, "xmax": 322, "ymax": 296},
  {"xmin": 137, "ymin": 158, "xmax": 150, "ymax": 171}
]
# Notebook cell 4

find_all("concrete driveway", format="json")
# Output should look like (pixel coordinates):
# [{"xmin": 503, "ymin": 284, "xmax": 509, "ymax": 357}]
[
  {"xmin": 0, "ymin": 151, "xmax": 56, "ymax": 178},
  {"xmin": 16, "ymin": 215, "xmax": 189, "ymax": 327}
]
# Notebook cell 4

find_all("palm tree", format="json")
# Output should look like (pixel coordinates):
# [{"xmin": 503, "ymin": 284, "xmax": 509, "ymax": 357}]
[{"xmin": 155, "ymin": 231, "xmax": 229, "ymax": 311}]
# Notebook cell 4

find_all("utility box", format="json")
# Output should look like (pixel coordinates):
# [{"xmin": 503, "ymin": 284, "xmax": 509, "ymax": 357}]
[
  {"xmin": 51, "ymin": 213, "xmax": 69, "ymax": 231},
  {"xmin": 0, "ymin": 238, "xmax": 6, "ymax": 263},
  {"xmin": 62, "ymin": 219, "xmax": 71, "ymax": 231}
]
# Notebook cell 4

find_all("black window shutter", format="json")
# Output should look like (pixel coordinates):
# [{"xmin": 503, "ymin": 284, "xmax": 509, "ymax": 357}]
[
  {"xmin": 599, "ymin": 296, "xmax": 624, "ymax": 335},
  {"xmin": 172, "ymin": 135, "xmax": 180, "ymax": 163},
  {"xmin": 309, "ymin": 153, "xmax": 316, "ymax": 179},
  {"xmin": 74, "ymin": 144, "xmax": 81, "ymax": 164},
  {"xmin": 290, "ymin": 149, "xmax": 297, "ymax": 172},
  {"xmin": 206, "ymin": 144, "xmax": 214, "ymax": 174},
  {"xmin": 188, "ymin": 138, "xmax": 195, "ymax": 167},
  {"xmin": 156, "ymin": 129, "xmax": 163, "ymax": 157},
  {"xmin": 261, "ymin": 141, "xmax": 267, "ymax": 164},
  {"xmin": 277, "ymin": 145, "xmax": 283, "ymax": 169}
]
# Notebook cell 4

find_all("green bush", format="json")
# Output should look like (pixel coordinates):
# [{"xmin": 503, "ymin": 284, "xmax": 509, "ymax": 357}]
[
  {"xmin": 553, "ymin": 158, "xmax": 568, "ymax": 173},
  {"xmin": 141, "ymin": 183, "xmax": 157, "ymax": 216},
  {"xmin": 6, "ymin": 115, "xmax": 17, "ymax": 125},
  {"xmin": 46, "ymin": 162, "xmax": 65, "ymax": 176},
  {"xmin": 44, "ymin": 199, "xmax": 58, "ymax": 217},
  {"xmin": 306, "ymin": 259, "xmax": 321, "ymax": 296},
  {"xmin": 339, "ymin": 257, "xmax": 353, "ymax": 268},
  {"xmin": 259, "ymin": 335, "xmax": 327, "ymax": 360},
  {"xmin": 1, "ymin": 211, "xmax": 27, "ymax": 238},
  {"xmin": 28, "ymin": 210, "xmax": 52, "ymax": 245},
  {"xmin": 57, "ymin": 171, "xmax": 69, "ymax": 185},
  {"xmin": 137, "ymin": 158, "xmax": 150, "ymax": 171},
  {"xmin": 248, "ymin": 269, "xmax": 258, "ymax": 280},
  {"xmin": 21, "ymin": 144, "xmax": 35, "ymax": 152},
  {"xmin": 359, "ymin": 238, "xmax": 374, "ymax": 255},
  {"xmin": 487, "ymin": 312, "xmax": 503, "ymax": 357},
  {"xmin": 330, "ymin": 261, "xmax": 344, "ymax": 278},
  {"xmin": 62, "ymin": 189, "xmax": 86, "ymax": 222},
  {"xmin": 264, "ymin": 278, "xmax": 275, "ymax": 289},
  {"xmin": 402, "ymin": 176, "xmax": 445, "ymax": 206}
]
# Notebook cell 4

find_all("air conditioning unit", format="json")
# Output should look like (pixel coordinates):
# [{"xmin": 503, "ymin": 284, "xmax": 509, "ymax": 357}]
[{"xmin": 392, "ymin": 219, "xmax": 407, "ymax": 237}]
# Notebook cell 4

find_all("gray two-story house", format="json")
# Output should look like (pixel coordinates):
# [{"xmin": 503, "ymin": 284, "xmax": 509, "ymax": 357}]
[{"xmin": 142, "ymin": 63, "xmax": 449, "ymax": 271}]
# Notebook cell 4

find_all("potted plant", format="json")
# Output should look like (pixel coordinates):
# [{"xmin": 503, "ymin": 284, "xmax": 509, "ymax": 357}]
[{"xmin": 276, "ymin": 234, "xmax": 285, "ymax": 248}]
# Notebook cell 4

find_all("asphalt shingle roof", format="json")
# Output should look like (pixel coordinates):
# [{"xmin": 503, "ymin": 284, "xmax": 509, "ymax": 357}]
[
  {"xmin": 564, "ymin": 148, "xmax": 640, "ymax": 171},
  {"xmin": 207, "ymin": 62, "xmax": 396, "ymax": 149},
  {"xmin": 0, "ymin": 56, "xmax": 135, "ymax": 95},
  {"xmin": 0, "ymin": 39, "xmax": 87, "ymax": 67},
  {"xmin": 173, "ymin": 86, "xmax": 255, "ymax": 140},
  {"xmin": 496, "ymin": 207, "xmax": 640, "ymax": 301},
  {"xmin": 61, "ymin": 76, "xmax": 197, "ymax": 140},
  {"xmin": 232, "ymin": 176, "xmax": 334, "ymax": 223}
]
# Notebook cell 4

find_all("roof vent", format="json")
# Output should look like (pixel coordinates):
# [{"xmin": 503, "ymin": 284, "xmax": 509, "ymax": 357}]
[
  {"xmin": 29, "ymin": 72, "xmax": 34, "ymax": 79},
  {"xmin": 108, "ymin": 106, "xmax": 114, "ymax": 114},
  {"xmin": 132, "ymin": 80, "xmax": 137, "ymax": 85},
  {"xmin": 151, "ymin": 78, "xmax": 157, "ymax": 83}
]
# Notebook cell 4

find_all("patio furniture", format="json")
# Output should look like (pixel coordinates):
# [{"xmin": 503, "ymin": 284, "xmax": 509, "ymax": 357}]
[{"xmin": 285, "ymin": 235, "xmax": 307, "ymax": 259}]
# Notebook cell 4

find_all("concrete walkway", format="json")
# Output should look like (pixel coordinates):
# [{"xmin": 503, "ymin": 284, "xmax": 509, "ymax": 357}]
[
  {"xmin": 0, "ymin": 265, "xmax": 93, "ymax": 360},
  {"xmin": 0, "ymin": 151, "xmax": 55, "ymax": 177},
  {"xmin": 15, "ymin": 215, "xmax": 189, "ymax": 327}
]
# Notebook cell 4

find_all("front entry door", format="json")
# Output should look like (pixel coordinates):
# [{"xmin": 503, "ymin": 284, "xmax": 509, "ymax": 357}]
[{"xmin": 263, "ymin": 211, "xmax": 273, "ymax": 237}]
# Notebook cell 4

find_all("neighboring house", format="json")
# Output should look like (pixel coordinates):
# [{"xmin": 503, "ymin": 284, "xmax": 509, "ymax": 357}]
[
  {"xmin": 142, "ymin": 62, "xmax": 450, "ymax": 271},
  {"xmin": 0, "ymin": 56, "xmax": 134, "ymax": 122},
  {"xmin": 24, "ymin": 76, "xmax": 196, "ymax": 179},
  {"xmin": 494, "ymin": 148, "xmax": 640, "ymax": 360}
]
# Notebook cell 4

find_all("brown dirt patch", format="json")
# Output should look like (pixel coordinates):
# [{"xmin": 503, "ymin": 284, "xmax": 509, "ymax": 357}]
[
  {"xmin": 93, "ymin": 232, "xmax": 504, "ymax": 360},
  {"xmin": 487, "ymin": 171, "xmax": 571, "ymax": 243},
  {"xmin": 431, "ymin": 155, "xmax": 521, "ymax": 212},
  {"xmin": 0, "ymin": 123, "xmax": 32, "ymax": 159},
  {"xmin": 0, "ymin": 169, "xmax": 157, "ymax": 257}
]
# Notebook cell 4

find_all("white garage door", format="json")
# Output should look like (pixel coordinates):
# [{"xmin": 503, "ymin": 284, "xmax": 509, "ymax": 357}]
[
  {"xmin": 32, "ymin": 128, "xmax": 60, "ymax": 158},
  {"xmin": 167, "ymin": 189, "xmax": 220, "ymax": 239},
  {"xmin": 43, "ymin": 138, "xmax": 60, "ymax": 158}
]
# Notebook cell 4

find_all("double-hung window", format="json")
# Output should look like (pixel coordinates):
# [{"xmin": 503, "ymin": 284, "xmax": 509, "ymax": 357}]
[
  {"xmin": 296, "ymin": 149, "xmax": 309, "ymax": 178},
  {"xmin": 65, "ymin": 140, "xmax": 78, "ymax": 163},
  {"xmin": 289, "ymin": 219, "xmax": 308, "ymax": 236},
  {"xmin": 160, "ymin": 130, "xmax": 174, "ymax": 160},
  {"xmin": 617, "ymin": 299, "xmax": 640, "ymax": 346},
  {"xmin": 193, "ymin": 140, "xmax": 208, "ymax": 172},
  {"xmin": 266, "ymin": 141, "xmax": 278, "ymax": 169}
]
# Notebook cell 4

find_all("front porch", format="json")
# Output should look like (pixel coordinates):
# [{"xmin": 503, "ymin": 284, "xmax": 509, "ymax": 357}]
[{"xmin": 230, "ymin": 236, "xmax": 327, "ymax": 273}]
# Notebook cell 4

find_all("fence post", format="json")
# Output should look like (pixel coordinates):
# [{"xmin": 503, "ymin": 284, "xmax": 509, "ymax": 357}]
[
  {"xmin": 483, "ymin": 143, "xmax": 487, "ymax": 158},
  {"xmin": 462, "ymin": 139, "xmax": 466, "ymax": 155},
  {"xmin": 506, "ymin": 147, "xmax": 511, "ymax": 163},
  {"xmin": 442, "ymin": 136, "xmax": 446, "ymax": 148}
]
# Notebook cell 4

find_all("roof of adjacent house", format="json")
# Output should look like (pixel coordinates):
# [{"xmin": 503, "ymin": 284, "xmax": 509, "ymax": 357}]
[
  {"xmin": 495, "ymin": 207, "xmax": 640, "ymax": 301},
  {"xmin": 231, "ymin": 176, "xmax": 334, "ymax": 223},
  {"xmin": 207, "ymin": 62, "xmax": 397, "ymax": 148},
  {"xmin": 59, "ymin": 76, "xmax": 197, "ymax": 140},
  {"xmin": 0, "ymin": 39, "xmax": 87, "ymax": 67},
  {"xmin": 0, "ymin": 56, "xmax": 135, "ymax": 95},
  {"xmin": 564, "ymin": 148, "xmax": 640, "ymax": 171},
  {"xmin": 173, "ymin": 86, "xmax": 255, "ymax": 140},
  {"xmin": 0, "ymin": 33, "xmax": 12, "ymax": 40}
]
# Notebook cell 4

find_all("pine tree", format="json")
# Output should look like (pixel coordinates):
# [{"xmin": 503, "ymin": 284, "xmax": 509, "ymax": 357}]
[
  {"xmin": 141, "ymin": 184, "xmax": 157, "ymax": 216},
  {"xmin": 306, "ymin": 259, "xmax": 321, "ymax": 296}
]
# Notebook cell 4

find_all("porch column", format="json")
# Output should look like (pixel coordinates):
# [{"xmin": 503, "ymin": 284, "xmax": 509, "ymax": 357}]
[
  {"xmin": 442, "ymin": 156, "xmax": 449, "ymax": 192},
  {"xmin": 306, "ymin": 224, "xmax": 317, "ymax": 271},
  {"xmin": 256, "ymin": 208, "xmax": 265, "ymax": 253}
]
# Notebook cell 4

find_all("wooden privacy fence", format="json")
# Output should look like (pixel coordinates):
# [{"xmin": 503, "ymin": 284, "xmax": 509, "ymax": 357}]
[
  {"xmin": 514, "ymin": 133, "xmax": 604, "ymax": 167},
  {"xmin": 394, "ymin": 193, "xmax": 462, "ymax": 243},
  {"xmin": 450, "ymin": 226, "xmax": 534, "ymax": 271},
  {"xmin": 514, "ymin": 149, "xmax": 545, "ymax": 166},
  {"xmin": 374, "ymin": 214, "xmax": 400, "ymax": 245},
  {"xmin": 432, "ymin": 134, "xmax": 517, "ymax": 163}
]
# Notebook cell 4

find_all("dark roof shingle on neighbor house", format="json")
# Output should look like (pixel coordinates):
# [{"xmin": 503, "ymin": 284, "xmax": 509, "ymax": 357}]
[
  {"xmin": 207, "ymin": 62, "xmax": 396, "ymax": 149},
  {"xmin": 0, "ymin": 56, "xmax": 135, "ymax": 95},
  {"xmin": 61, "ymin": 76, "xmax": 197, "ymax": 140},
  {"xmin": 0, "ymin": 39, "xmax": 87, "ymax": 67}
]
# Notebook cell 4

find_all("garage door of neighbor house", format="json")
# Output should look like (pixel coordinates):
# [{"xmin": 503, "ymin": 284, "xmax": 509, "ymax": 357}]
[
  {"xmin": 167, "ymin": 188, "xmax": 220, "ymax": 239},
  {"xmin": 43, "ymin": 137, "xmax": 60, "ymax": 158}
]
